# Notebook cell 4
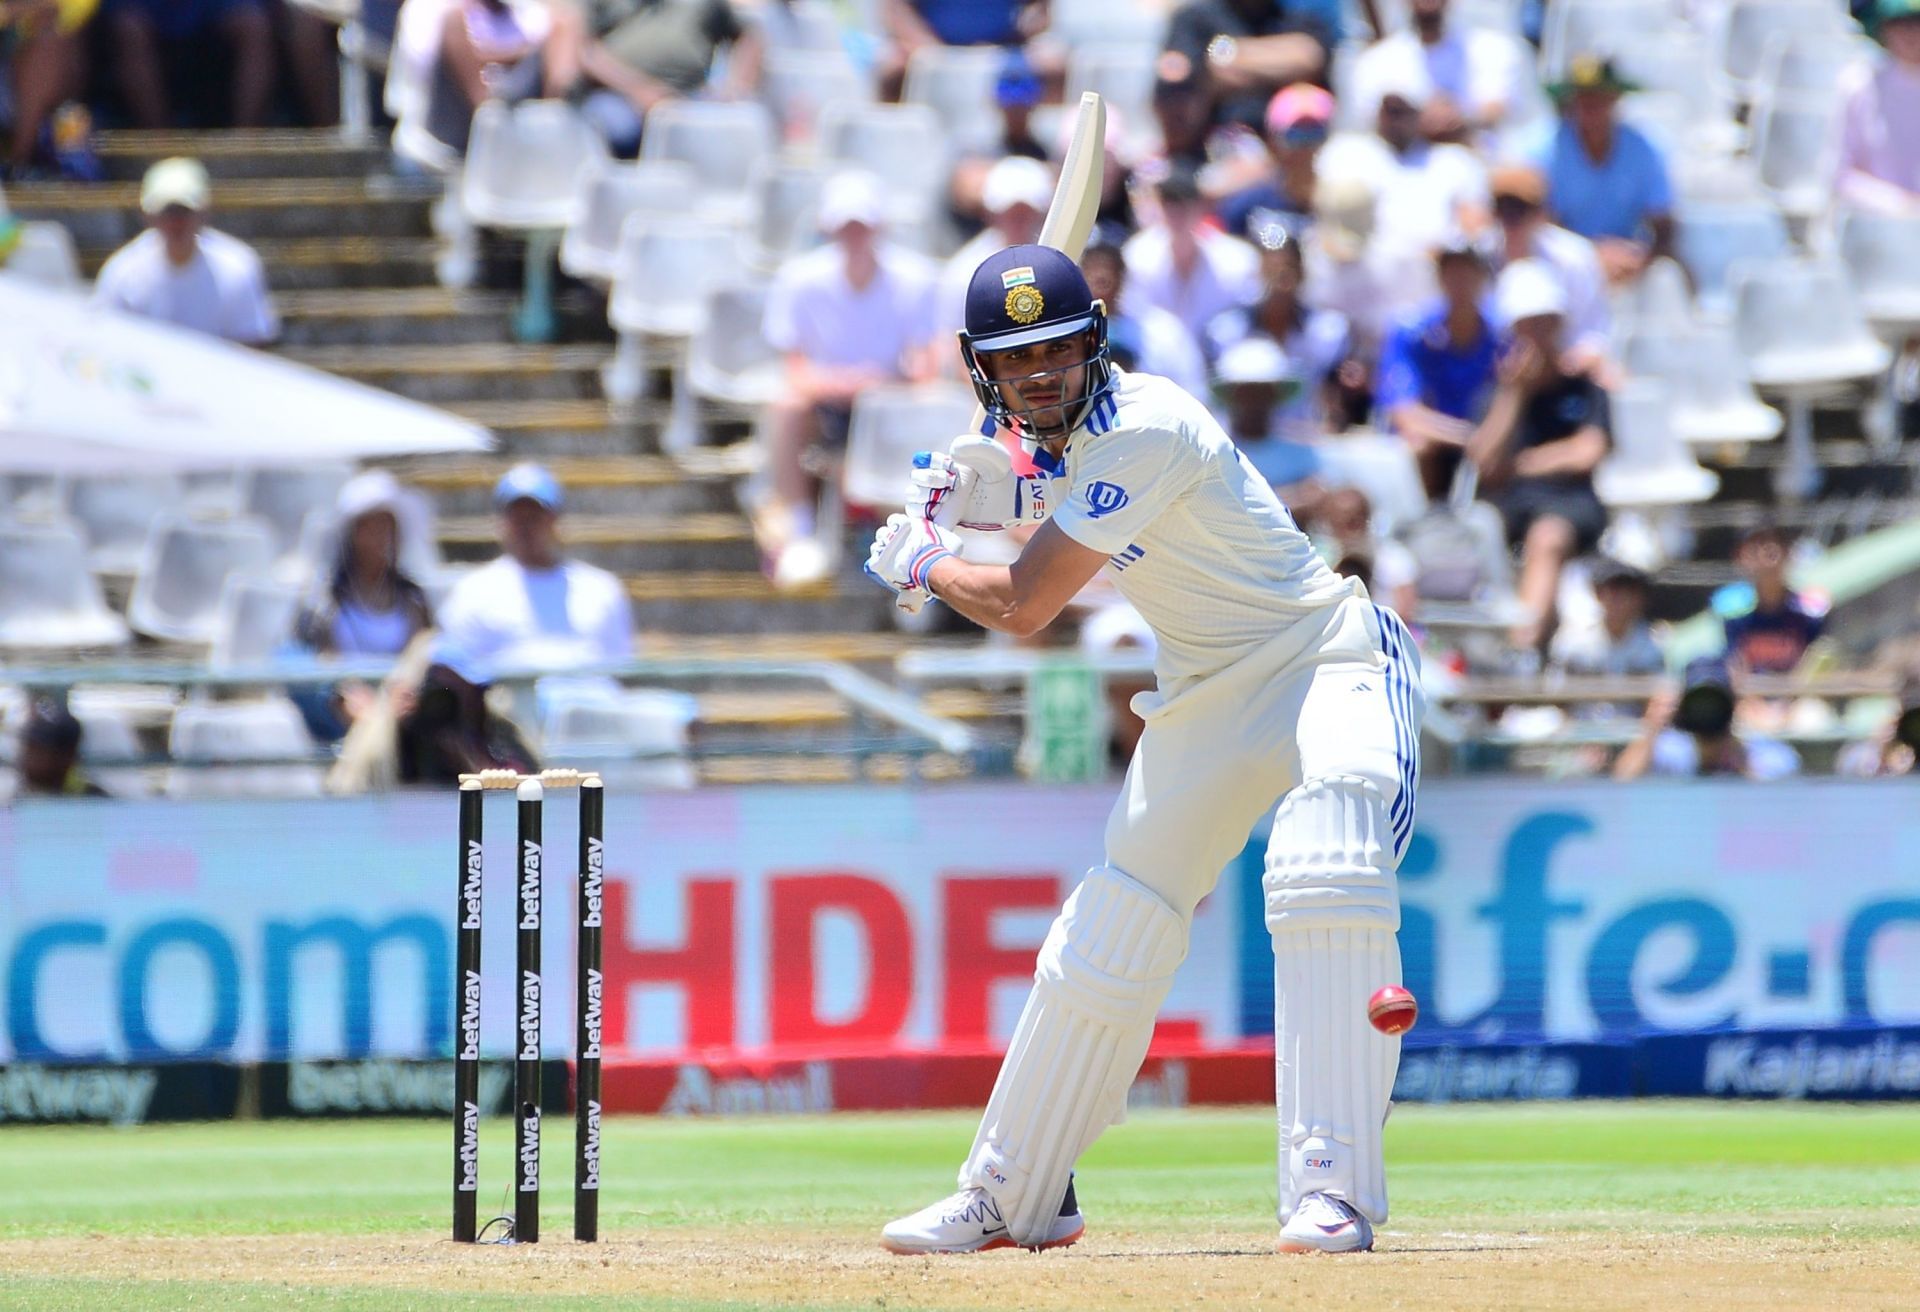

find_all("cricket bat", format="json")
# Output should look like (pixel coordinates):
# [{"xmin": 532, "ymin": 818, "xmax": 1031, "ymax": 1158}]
[{"xmin": 898, "ymin": 91, "xmax": 1108, "ymax": 614}]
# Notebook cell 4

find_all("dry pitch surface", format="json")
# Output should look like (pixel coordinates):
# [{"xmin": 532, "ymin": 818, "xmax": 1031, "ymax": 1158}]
[{"xmin": 3, "ymin": 1103, "xmax": 1917, "ymax": 1311}]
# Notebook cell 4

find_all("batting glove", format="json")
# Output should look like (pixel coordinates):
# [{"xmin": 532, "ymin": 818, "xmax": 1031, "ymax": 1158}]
[
  {"xmin": 907, "ymin": 439, "xmax": 1050, "ymax": 532},
  {"xmin": 864, "ymin": 513, "xmax": 962, "ymax": 595}
]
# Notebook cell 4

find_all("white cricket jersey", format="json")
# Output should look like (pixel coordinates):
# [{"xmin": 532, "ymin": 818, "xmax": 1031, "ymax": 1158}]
[{"xmin": 1045, "ymin": 368, "xmax": 1354, "ymax": 688}]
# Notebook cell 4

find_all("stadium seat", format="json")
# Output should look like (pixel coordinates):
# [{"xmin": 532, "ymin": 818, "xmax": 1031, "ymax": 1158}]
[
  {"xmin": 0, "ymin": 516, "xmax": 132, "ymax": 650},
  {"xmin": 778, "ymin": 0, "xmax": 846, "ymax": 51},
  {"xmin": 1539, "ymin": 0, "xmax": 1679, "ymax": 80},
  {"xmin": 818, "ymin": 103, "xmax": 949, "ymax": 234},
  {"xmin": 461, "ymin": 99, "xmax": 605, "ymax": 230},
  {"xmin": 1619, "ymin": 256, "xmax": 1694, "ymax": 335},
  {"xmin": 1051, "ymin": 0, "xmax": 1164, "ymax": 46},
  {"xmin": 66, "ymin": 473, "xmax": 185, "ymax": 575},
  {"xmin": 686, "ymin": 281, "xmax": 784, "ymax": 410},
  {"xmin": 1594, "ymin": 378, "xmax": 1720, "ymax": 507},
  {"xmin": 5, "ymin": 222, "xmax": 83, "ymax": 287},
  {"xmin": 607, "ymin": 216, "xmax": 739, "ymax": 340},
  {"xmin": 1753, "ymin": 31, "xmax": 1873, "ymax": 107},
  {"xmin": 1065, "ymin": 44, "xmax": 1157, "ymax": 131},
  {"xmin": 843, "ymin": 383, "xmax": 977, "ymax": 511},
  {"xmin": 1750, "ymin": 94, "xmax": 1839, "ymax": 223},
  {"xmin": 1612, "ymin": 33, "xmax": 1742, "ymax": 154},
  {"xmin": 743, "ymin": 157, "xmax": 828, "ymax": 272},
  {"xmin": 1718, "ymin": 0, "xmax": 1858, "ymax": 104},
  {"xmin": 0, "ymin": 472, "xmax": 66, "ymax": 517},
  {"xmin": 165, "ymin": 697, "xmax": 323, "ymax": 798},
  {"xmin": 128, "ymin": 512, "xmax": 278, "ymax": 644},
  {"xmin": 1836, "ymin": 211, "xmax": 1920, "ymax": 340},
  {"xmin": 242, "ymin": 464, "xmax": 356, "ymax": 570},
  {"xmin": 1674, "ymin": 199, "xmax": 1790, "ymax": 318},
  {"xmin": 209, "ymin": 574, "xmax": 305, "ymax": 672},
  {"xmin": 761, "ymin": 48, "xmax": 873, "ymax": 144},
  {"xmin": 903, "ymin": 45, "xmax": 1008, "ymax": 155},
  {"xmin": 1628, "ymin": 324, "xmax": 1784, "ymax": 447},
  {"xmin": 560, "ymin": 160, "xmax": 700, "ymax": 285},
  {"xmin": 639, "ymin": 100, "xmax": 776, "ymax": 224}
]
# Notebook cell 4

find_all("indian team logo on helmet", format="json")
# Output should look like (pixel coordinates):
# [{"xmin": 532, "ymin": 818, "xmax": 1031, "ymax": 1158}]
[
  {"xmin": 1004, "ymin": 284, "xmax": 1046, "ymax": 325},
  {"xmin": 1085, "ymin": 480, "xmax": 1129, "ymax": 519}
]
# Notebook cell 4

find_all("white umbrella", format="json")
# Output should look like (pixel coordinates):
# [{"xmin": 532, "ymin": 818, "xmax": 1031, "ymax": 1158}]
[{"xmin": 0, "ymin": 274, "xmax": 492, "ymax": 473}]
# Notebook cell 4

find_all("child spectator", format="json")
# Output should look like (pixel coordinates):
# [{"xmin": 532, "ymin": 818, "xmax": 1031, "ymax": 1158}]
[
  {"xmin": 1550, "ymin": 557, "xmax": 1665, "ymax": 679},
  {"xmin": 1614, "ymin": 657, "xmax": 1801, "ymax": 780},
  {"xmin": 1718, "ymin": 524, "xmax": 1827, "ymax": 676}
]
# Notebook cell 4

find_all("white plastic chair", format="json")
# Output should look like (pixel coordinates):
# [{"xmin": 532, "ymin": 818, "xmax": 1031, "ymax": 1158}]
[
  {"xmin": 209, "ymin": 574, "xmax": 305, "ymax": 671},
  {"xmin": 1066, "ymin": 44, "xmax": 1157, "ymax": 131},
  {"xmin": 818, "ymin": 103, "xmax": 949, "ymax": 233},
  {"xmin": 4, "ymin": 222, "xmax": 82, "ymax": 287},
  {"xmin": 1594, "ymin": 378, "xmax": 1720, "ymax": 507},
  {"xmin": 560, "ymin": 159, "xmax": 699, "ymax": 285},
  {"xmin": 242, "ymin": 464, "xmax": 355, "ymax": 565},
  {"xmin": 761, "ymin": 48, "xmax": 872, "ymax": 143},
  {"xmin": 1619, "ymin": 256, "xmax": 1695, "ymax": 335},
  {"xmin": 1753, "ymin": 31, "xmax": 1872, "ymax": 108},
  {"xmin": 1672, "ymin": 153, "xmax": 1766, "ymax": 205},
  {"xmin": 1717, "ymin": 0, "xmax": 1856, "ymax": 103},
  {"xmin": 165, "ymin": 697, "xmax": 323, "ymax": 798},
  {"xmin": 1051, "ymin": 0, "xmax": 1163, "ymax": 46},
  {"xmin": 1630, "ymin": 324, "xmax": 1784, "ymax": 447},
  {"xmin": 843, "ymin": 383, "xmax": 979, "ymax": 510},
  {"xmin": 743, "ymin": 157, "xmax": 828, "ymax": 271},
  {"xmin": 1674, "ymin": 199, "xmax": 1790, "ymax": 318},
  {"xmin": 639, "ymin": 99, "xmax": 776, "ymax": 223},
  {"xmin": 0, "ymin": 516, "xmax": 132, "ymax": 649},
  {"xmin": 603, "ymin": 216, "xmax": 741, "ymax": 410},
  {"xmin": 1836, "ymin": 210, "xmax": 1920, "ymax": 339},
  {"xmin": 903, "ymin": 45, "xmax": 1007, "ymax": 156},
  {"xmin": 0, "ymin": 472, "xmax": 65, "ymax": 515},
  {"xmin": 66, "ymin": 473, "xmax": 185, "ymax": 575},
  {"xmin": 128, "ymin": 512, "xmax": 278, "ymax": 644},
  {"xmin": 1749, "ymin": 93, "xmax": 1838, "ymax": 223},
  {"xmin": 687, "ymin": 280, "xmax": 783, "ymax": 409},
  {"xmin": 1733, "ymin": 258, "xmax": 1892, "ymax": 496},
  {"xmin": 1540, "ymin": 0, "xmax": 1679, "ymax": 79}
]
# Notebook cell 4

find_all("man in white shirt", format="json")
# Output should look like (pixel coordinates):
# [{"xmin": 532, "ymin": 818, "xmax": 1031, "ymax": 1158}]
[
  {"xmin": 1352, "ymin": 0, "xmax": 1531, "ymax": 149},
  {"xmin": 436, "ymin": 463, "xmax": 635, "ymax": 680},
  {"xmin": 1121, "ymin": 162, "xmax": 1263, "ymax": 343},
  {"xmin": 756, "ymin": 168, "xmax": 941, "ymax": 588},
  {"xmin": 938, "ymin": 155, "xmax": 1050, "ymax": 339},
  {"xmin": 91, "ymin": 157, "xmax": 279, "ymax": 345}
]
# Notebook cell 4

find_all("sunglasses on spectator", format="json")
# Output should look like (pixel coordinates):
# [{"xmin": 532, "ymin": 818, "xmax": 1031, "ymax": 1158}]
[
  {"xmin": 1274, "ymin": 123, "xmax": 1330, "ymax": 148},
  {"xmin": 1493, "ymin": 195, "xmax": 1540, "ymax": 221}
]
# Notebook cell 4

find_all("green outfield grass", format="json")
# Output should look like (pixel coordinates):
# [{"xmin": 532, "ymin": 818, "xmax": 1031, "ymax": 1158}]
[{"xmin": 4, "ymin": 1102, "xmax": 1919, "ymax": 1310}]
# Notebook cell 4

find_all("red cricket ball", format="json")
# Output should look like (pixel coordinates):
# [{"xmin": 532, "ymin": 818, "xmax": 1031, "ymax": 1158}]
[{"xmin": 1367, "ymin": 985, "xmax": 1418, "ymax": 1035}]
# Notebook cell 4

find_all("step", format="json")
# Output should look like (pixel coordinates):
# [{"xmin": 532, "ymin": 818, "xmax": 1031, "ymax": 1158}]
[
  {"xmin": 94, "ymin": 129, "xmax": 389, "ymax": 181},
  {"xmin": 79, "ymin": 236, "xmax": 445, "ymax": 291},
  {"xmin": 620, "ymin": 570, "xmax": 894, "ymax": 632},
  {"xmin": 277, "ymin": 287, "xmax": 525, "ymax": 347},
  {"xmin": 10, "ymin": 177, "xmax": 436, "ymax": 247},
  {"xmin": 281, "ymin": 343, "xmax": 610, "ymax": 404},
  {"xmin": 444, "ymin": 399, "xmax": 650, "ymax": 458},
  {"xmin": 439, "ymin": 512, "xmax": 761, "ymax": 571},
  {"xmin": 394, "ymin": 448, "xmax": 754, "ymax": 517}
]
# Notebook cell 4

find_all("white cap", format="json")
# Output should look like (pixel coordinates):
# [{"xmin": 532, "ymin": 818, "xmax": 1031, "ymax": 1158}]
[
  {"xmin": 1495, "ymin": 258, "xmax": 1568, "ymax": 323},
  {"xmin": 141, "ymin": 157, "xmax": 211, "ymax": 215},
  {"xmin": 818, "ymin": 169, "xmax": 885, "ymax": 233},
  {"xmin": 1357, "ymin": 47, "xmax": 1432, "ymax": 117},
  {"xmin": 336, "ymin": 469, "xmax": 406, "ymax": 520},
  {"xmin": 1216, "ymin": 335, "xmax": 1301, "ymax": 385},
  {"xmin": 983, "ymin": 155, "xmax": 1053, "ymax": 216}
]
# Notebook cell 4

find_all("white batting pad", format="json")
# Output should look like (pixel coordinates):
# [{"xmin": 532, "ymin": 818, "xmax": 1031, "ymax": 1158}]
[
  {"xmin": 1265, "ymin": 776, "xmax": 1403, "ymax": 1225},
  {"xmin": 962, "ymin": 865, "xmax": 1187, "ymax": 1244}
]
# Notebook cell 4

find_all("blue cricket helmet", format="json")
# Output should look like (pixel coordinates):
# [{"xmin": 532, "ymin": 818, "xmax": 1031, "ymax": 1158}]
[{"xmin": 958, "ymin": 244, "xmax": 1113, "ymax": 436}]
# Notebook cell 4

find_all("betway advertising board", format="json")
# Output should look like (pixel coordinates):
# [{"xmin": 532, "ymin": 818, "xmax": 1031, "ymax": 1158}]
[{"xmin": 2, "ymin": 782, "xmax": 1917, "ymax": 1108}]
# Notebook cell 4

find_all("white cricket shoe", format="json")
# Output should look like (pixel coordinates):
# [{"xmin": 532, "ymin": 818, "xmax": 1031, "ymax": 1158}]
[
  {"xmin": 881, "ymin": 1177, "xmax": 1084, "ymax": 1255},
  {"xmin": 1278, "ymin": 1192, "xmax": 1374, "ymax": 1254}
]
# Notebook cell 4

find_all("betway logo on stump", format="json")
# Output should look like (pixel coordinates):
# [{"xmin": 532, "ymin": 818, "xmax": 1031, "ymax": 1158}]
[
  {"xmin": 460, "ymin": 841, "xmax": 483, "ymax": 930},
  {"xmin": 458, "ymin": 970, "xmax": 482, "ymax": 1062},
  {"xmin": 519, "ymin": 971, "xmax": 541, "ymax": 1061},
  {"xmin": 458, "ymin": 1099, "xmax": 480, "ymax": 1191},
  {"xmin": 519, "ymin": 842, "xmax": 541, "ymax": 930},
  {"xmin": 519, "ymin": 1108, "xmax": 541, "ymax": 1191},
  {"xmin": 582, "ymin": 838, "xmax": 604, "ymax": 927},
  {"xmin": 580, "ymin": 968, "xmax": 603, "ymax": 1059},
  {"xmin": 580, "ymin": 1099, "xmax": 601, "ymax": 1189}
]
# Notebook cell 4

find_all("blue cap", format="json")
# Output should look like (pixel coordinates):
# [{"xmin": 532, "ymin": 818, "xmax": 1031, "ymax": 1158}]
[
  {"xmin": 963, "ymin": 245, "xmax": 1098, "ymax": 352},
  {"xmin": 996, "ymin": 51, "xmax": 1043, "ymax": 108},
  {"xmin": 493, "ymin": 462, "xmax": 564, "ymax": 512}
]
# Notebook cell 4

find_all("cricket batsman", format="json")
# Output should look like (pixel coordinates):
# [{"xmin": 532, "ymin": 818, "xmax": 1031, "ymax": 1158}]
[{"xmin": 864, "ymin": 246, "xmax": 1425, "ymax": 1255}]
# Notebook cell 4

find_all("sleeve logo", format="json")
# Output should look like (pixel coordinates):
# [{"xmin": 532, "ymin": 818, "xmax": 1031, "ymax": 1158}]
[{"xmin": 1084, "ymin": 480, "xmax": 1130, "ymax": 519}]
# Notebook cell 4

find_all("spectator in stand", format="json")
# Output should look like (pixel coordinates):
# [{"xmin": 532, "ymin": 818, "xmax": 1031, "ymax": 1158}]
[
  {"xmin": 1837, "ymin": 672, "xmax": 1920, "ymax": 776},
  {"xmin": 1317, "ymin": 68, "xmax": 1487, "ymax": 298},
  {"xmin": 427, "ymin": 0, "xmax": 587, "ymax": 155},
  {"xmin": 436, "ymin": 463, "xmax": 634, "ymax": 679},
  {"xmin": 1081, "ymin": 224, "xmax": 1209, "ymax": 398},
  {"xmin": 1466, "ymin": 259, "xmax": 1611, "ymax": 655},
  {"xmin": 578, "ymin": 0, "xmax": 757, "ymax": 156},
  {"xmin": 1215, "ymin": 82, "xmax": 1332, "ymax": 241},
  {"xmin": 1835, "ymin": 0, "xmax": 1920, "ymax": 214},
  {"xmin": 876, "ymin": 0, "xmax": 1053, "ymax": 102},
  {"xmin": 1486, "ymin": 162, "xmax": 1613, "ymax": 382},
  {"xmin": 106, "ymin": 0, "xmax": 276, "ymax": 128},
  {"xmin": 1162, "ymin": 0, "xmax": 1331, "ymax": 132},
  {"xmin": 1353, "ymin": 0, "xmax": 1529, "ymax": 149},
  {"xmin": 940, "ymin": 154, "xmax": 1050, "ymax": 337},
  {"xmin": 993, "ymin": 47, "xmax": 1048, "ymax": 161},
  {"xmin": 1535, "ymin": 55, "xmax": 1675, "ymax": 288},
  {"xmin": 1122, "ymin": 162, "xmax": 1262, "ymax": 344},
  {"xmin": 1614, "ymin": 657, "xmax": 1800, "ymax": 780},
  {"xmin": 2, "ymin": 0, "xmax": 95, "ymax": 179},
  {"xmin": 92, "ymin": 158, "xmax": 280, "ymax": 345},
  {"xmin": 294, "ymin": 471, "xmax": 437, "ymax": 741},
  {"xmin": 1717, "ymin": 524, "xmax": 1828, "ymax": 676},
  {"xmin": 1312, "ymin": 486, "xmax": 1418, "ymax": 619},
  {"xmin": 1211, "ymin": 335, "xmax": 1327, "ymax": 512},
  {"xmin": 11, "ymin": 699, "xmax": 109, "ymax": 798},
  {"xmin": 1550, "ymin": 556, "xmax": 1664, "ymax": 679},
  {"xmin": 1375, "ymin": 232, "xmax": 1501, "ymax": 498},
  {"xmin": 1148, "ymin": 49, "xmax": 1216, "ymax": 173},
  {"xmin": 1205, "ymin": 219, "xmax": 1361, "ymax": 436},
  {"xmin": 1300, "ymin": 171, "xmax": 1397, "ymax": 345},
  {"xmin": 757, "ymin": 170, "xmax": 939, "ymax": 587}
]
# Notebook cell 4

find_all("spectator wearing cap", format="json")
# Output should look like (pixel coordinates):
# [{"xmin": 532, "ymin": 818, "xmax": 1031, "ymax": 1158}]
[
  {"xmin": 1375, "ymin": 232, "xmax": 1501, "ymax": 498},
  {"xmin": 105, "ymin": 0, "xmax": 275, "ymax": 128},
  {"xmin": 1835, "ymin": 0, "xmax": 1920, "ymax": 214},
  {"xmin": 1715, "ymin": 524, "xmax": 1828, "ymax": 676},
  {"xmin": 1353, "ymin": 0, "xmax": 1529, "ymax": 148},
  {"xmin": 1215, "ymin": 83, "xmax": 1332, "ymax": 241},
  {"xmin": 1317, "ymin": 67, "xmax": 1487, "ymax": 286},
  {"xmin": 994, "ymin": 48, "xmax": 1049, "ymax": 161},
  {"xmin": 1486, "ymin": 162, "xmax": 1613, "ymax": 382},
  {"xmin": 1122, "ymin": 163, "xmax": 1263, "ymax": 343},
  {"xmin": 758, "ymin": 169, "xmax": 940, "ymax": 587},
  {"xmin": 940, "ymin": 155, "xmax": 1052, "ymax": 337},
  {"xmin": 1080, "ymin": 225, "xmax": 1209, "ymax": 398},
  {"xmin": 1212, "ymin": 335, "xmax": 1325, "ymax": 502},
  {"xmin": 1205, "ymin": 219, "xmax": 1360, "ymax": 436},
  {"xmin": 1467, "ymin": 259, "xmax": 1612, "ymax": 654},
  {"xmin": 12, "ymin": 699, "xmax": 109, "ymax": 798},
  {"xmin": 1534, "ymin": 54, "xmax": 1675, "ymax": 287},
  {"xmin": 1162, "ymin": 0, "xmax": 1332, "ymax": 132},
  {"xmin": 1298, "ymin": 171, "xmax": 1400, "ymax": 343},
  {"xmin": 1549, "ymin": 556, "xmax": 1665, "ymax": 682},
  {"xmin": 1614, "ymin": 657, "xmax": 1800, "ymax": 781},
  {"xmin": 91, "ymin": 157, "xmax": 279, "ymax": 346},
  {"xmin": 435, "ymin": 463, "xmax": 635, "ymax": 681}
]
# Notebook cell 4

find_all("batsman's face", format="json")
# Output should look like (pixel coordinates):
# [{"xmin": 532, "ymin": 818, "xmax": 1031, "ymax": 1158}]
[{"xmin": 980, "ymin": 329, "xmax": 1095, "ymax": 438}]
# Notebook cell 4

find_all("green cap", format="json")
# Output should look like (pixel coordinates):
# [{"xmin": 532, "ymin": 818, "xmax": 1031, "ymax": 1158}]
[
  {"xmin": 1878, "ymin": 0, "xmax": 1920, "ymax": 27},
  {"xmin": 1547, "ymin": 53, "xmax": 1640, "ymax": 101}
]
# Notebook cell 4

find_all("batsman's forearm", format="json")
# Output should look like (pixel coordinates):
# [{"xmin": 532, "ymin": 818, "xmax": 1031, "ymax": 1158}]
[{"xmin": 924, "ymin": 558, "xmax": 1056, "ymax": 639}]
